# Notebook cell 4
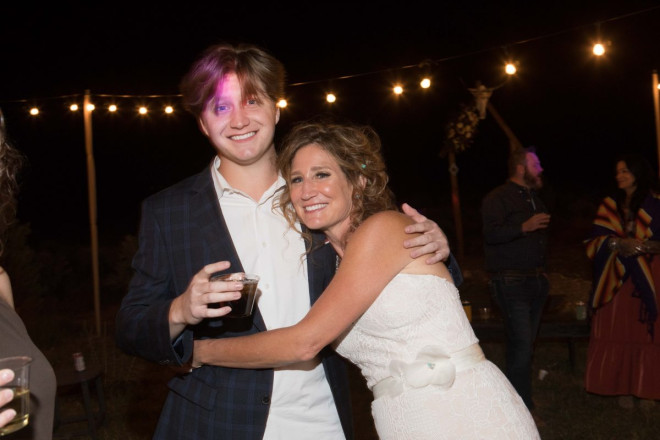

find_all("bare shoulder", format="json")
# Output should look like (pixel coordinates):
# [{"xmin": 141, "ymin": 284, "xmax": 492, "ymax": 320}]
[
  {"xmin": 357, "ymin": 210, "xmax": 414, "ymax": 235},
  {"xmin": 347, "ymin": 211, "xmax": 415, "ymax": 258}
]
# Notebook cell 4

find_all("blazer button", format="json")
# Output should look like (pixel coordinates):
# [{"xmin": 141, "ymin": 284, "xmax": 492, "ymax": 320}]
[{"xmin": 261, "ymin": 395, "xmax": 271, "ymax": 405}]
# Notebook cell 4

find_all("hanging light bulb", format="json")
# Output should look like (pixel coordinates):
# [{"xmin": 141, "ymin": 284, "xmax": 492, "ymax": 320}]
[
  {"xmin": 393, "ymin": 84, "xmax": 403, "ymax": 95},
  {"xmin": 164, "ymin": 105, "xmax": 174, "ymax": 114},
  {"xmin": 505, "ymin": 63, "xmax": 517, "ymax": 75},
  {"xmin": 70, "ymin": 104, "xmax": 79, "ymax": 111},
  {"xmin": 108, "ymin": 104, "xmax": 118, "ymax": 112},
  {"xmin": 277, "ymin": 99, "xmax": 288, "ymax": 108},
  {"xmin": 29, "ymin": 107, "xmax": 39, "ymax": 116},
  {"xmin": 326, "ymin": 93, "xmax": 336, "ymax": 103},
  {"xmin": 86, "ymin": 103, "xmax": 95, "ymax": 111},
  {"xmin": 420, "ymin": 78, "xmax": 431, "ymax": 89},
  {"xmin": 139, "ymin": 107, "xmax": 148, "ymax": 115},
  {"xmin": 593, "ymin": 43, "xmax": 605, "ymax": 56}
]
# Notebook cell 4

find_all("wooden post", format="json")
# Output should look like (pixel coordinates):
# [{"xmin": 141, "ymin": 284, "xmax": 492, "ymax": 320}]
[
  {"xmin": 486, "ymin": 101, "xmax": 523, "ymax": 153},
  {"xmin": 84, "ymin": 90, "xmax": 101, "ymax": 336},
  {"xmin": 653, "ymin": 71, "xmax": 660, "ymax": 176}
]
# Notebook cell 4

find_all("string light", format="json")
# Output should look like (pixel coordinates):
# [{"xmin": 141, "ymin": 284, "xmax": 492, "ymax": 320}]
[
  {"xmin": 86, "ymin": 104, "xmax": 95, "ymax": 111},
  {"xmin": 138, "ymin": 107, "xmax": 148, "ymax": 115},
  {"xmin": 593, "ymin": 43, "xmax": 605, "ymax": 56},
  {"xmin": 2, "ymin": 6, "xmax": 657, "ymax": 119}
]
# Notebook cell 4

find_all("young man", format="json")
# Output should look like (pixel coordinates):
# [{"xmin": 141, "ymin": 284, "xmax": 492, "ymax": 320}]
[
  {"xmin": 116, "ymin": 43, "xmax": 456, "ymax": 440},
  {"xmin": 481, "ymin": 147, "xmax": 550, "ymax": 411}
]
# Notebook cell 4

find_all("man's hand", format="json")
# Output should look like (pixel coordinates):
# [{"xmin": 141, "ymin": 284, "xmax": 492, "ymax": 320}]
[
  {"xmin": 168, "ymin": 261, "xmax": 242, "ymax": 339},
  {"xmin": 401, "ymin": 203, "xmax": 450, "ymax": 264},
  {"xmin": 522, "ymin": 213, "xmax": 551, "ymax": 233}
]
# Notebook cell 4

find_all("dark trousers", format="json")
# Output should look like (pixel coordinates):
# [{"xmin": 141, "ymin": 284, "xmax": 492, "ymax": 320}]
[{"xmin": 489, "ymin": 273, "xmax": 549, "ymax": 409}]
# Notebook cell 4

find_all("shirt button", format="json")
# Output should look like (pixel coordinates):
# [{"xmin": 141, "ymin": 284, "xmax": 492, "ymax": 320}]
[{"xmin": 261, "ymin": 395, "xmax": 271, "ymax": 405}]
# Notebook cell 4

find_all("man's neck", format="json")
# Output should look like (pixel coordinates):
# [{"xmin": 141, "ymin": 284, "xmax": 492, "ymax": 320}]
[
  {"xmin": 509, "ymin": 176, "xmax": 527, "ymax": 188},
  {"xmin": 219, "ymin": 158, "xmax": 279, "ymax": 201}
]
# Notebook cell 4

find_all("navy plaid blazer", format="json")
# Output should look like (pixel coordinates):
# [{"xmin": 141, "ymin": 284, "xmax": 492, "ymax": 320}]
[{"xmin": 116, "ymin": 164, "xmax": 354, "ymax": 440}]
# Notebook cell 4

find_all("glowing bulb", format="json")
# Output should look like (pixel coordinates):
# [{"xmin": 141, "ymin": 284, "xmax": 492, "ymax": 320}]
[
  {"xmin": 70, "ymin": 104, "xmax": 79, "ymax": 111},
  {"xmin": 164, "ymin": 106, "xmax": 174, "ymax": 114},
  {"xmin": 29, "ymin": 107, "xmax": 39, "ymax": 116},
  {"xmin": 326, "ymin": 93, "xmax": 336, "ymax": 103},
  {"xmin": 139, "ymin": 107, "xmax": 148, "ymax": 115},
  {"xmin": 277, "ymin": 99, "xmax": 288, "ymax": 108},
  {"xmin": 505, "ymin": 63, "xmax": 517, "ymax": 75},
  {"xmin": 86, "ymin": 103, "xmax": 95, "ymax": 111},
  {"xmin": 593, "ymin": 43, "xmax": 605, "ymax": 56},
  {"xmin": 420, "ymin": 78, "xmax": 431, "ymax": 89},
  {"xmin": 393, "ymin": 85, "xmax": 403, "ymax": 95},
  {"xmin": 108, "ymin": 104, "xmax": 118, "ymax": 112}
]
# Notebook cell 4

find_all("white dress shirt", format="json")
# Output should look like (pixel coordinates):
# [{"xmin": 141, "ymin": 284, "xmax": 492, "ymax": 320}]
[{"xmin": 211, "ymin": 158, "xmax": 345, "ymax": 439}]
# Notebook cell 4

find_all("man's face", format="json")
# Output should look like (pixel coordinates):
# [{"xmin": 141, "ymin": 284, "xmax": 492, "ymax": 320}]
[
  {"xmin": 523, "ymin": 152, "xmax": 544, "ymax": 189},
  {"xmin": 198, "ymin": 73, "xmax": 280, "ymax": 169}
]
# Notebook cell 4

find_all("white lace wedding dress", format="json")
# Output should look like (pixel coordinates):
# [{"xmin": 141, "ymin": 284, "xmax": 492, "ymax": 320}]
[{"xmin": 334, "ymin": 274, "xmax": 540, "ymax": 439}]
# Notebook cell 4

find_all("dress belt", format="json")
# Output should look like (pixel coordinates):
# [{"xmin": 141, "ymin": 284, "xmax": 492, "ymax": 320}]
[{"xmin": 372, "ymin": 343, "xmax": 486, "ymax": 400}]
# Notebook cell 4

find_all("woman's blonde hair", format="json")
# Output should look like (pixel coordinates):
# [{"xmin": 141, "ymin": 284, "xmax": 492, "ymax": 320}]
[{"xmin": 276, "ymin": 120, "xmax": 396, "ymax": 251}]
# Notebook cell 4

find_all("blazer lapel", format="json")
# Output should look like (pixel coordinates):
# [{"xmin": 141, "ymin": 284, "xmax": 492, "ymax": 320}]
[{"xmin": 189, "ymin": 166, "xmax": 267, "ymax": 331}]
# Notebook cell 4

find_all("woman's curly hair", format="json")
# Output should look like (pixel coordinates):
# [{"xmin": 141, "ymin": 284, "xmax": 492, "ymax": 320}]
[
  {"xmin": 0, "ymin": 111, "xmax": 24, "ymax": 257},
  {"xmin": 276, "ymin": 120, "xmax": 396, "ymax": 252}
]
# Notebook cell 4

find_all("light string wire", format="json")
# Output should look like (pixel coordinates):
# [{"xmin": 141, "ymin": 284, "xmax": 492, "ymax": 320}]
[{"xmin": 1, "ymin": 4, "xmax": 658, "ymax": 105}]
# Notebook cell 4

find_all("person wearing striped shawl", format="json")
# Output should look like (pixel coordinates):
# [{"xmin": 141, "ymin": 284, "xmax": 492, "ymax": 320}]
[{"xmin": 585, "ymin": 154, "xmax": 660, "ymax": 409}]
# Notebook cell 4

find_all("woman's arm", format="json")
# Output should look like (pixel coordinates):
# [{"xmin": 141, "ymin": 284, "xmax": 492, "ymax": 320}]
[{"xmin": 194, "ymin": 211, "xmax": 418, "ymax": 369}]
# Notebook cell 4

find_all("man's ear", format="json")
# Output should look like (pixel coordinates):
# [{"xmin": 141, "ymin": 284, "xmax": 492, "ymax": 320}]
[
  {"xmin": 198, "ymin": 118, "xmax": 210, "ymax": 137},
  {"xmin": 275, "ymin": 107, "xmax": 280, "ymax": 125}
]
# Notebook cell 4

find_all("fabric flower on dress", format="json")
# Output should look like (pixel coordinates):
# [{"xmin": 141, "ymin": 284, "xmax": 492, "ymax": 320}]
[{"xmin": 388, "ymin": 345, "xmax": 456, "ymax": 392}]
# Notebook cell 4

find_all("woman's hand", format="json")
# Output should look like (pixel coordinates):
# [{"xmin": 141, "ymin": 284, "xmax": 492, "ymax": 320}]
[
  {"xmin": 610, "ymin": 237, "xmax": 644, "ymax": 257},
  {"xmin": 0, "ymin": 369, "xmax": 16, "ymax": 429}
]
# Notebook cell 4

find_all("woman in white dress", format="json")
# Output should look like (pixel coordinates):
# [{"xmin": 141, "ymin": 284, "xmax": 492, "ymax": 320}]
[{"xmin": 194, "ymin": 121, "xmax": 539, "ymax": 439}]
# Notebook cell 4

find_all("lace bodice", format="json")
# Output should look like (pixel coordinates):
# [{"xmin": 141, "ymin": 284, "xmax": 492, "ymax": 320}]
[{"xmin": 335, "ymin": 273, "xmax": 477, "ymax": 389}]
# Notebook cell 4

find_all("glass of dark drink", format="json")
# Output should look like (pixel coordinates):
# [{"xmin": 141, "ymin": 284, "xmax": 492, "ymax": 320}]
[{"xmin": 211, "ymin": 273, "xmax": 260, "ymax": 318}]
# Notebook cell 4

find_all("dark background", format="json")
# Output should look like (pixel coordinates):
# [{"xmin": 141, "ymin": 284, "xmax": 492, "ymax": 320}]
[{"xmin": 2, "ymin": 1, "xmax": 660, "ymax": 250}]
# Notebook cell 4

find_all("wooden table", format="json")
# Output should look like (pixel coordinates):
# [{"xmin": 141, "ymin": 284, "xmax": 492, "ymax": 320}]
[
  {"xmin": 54, "ymin": 366, "xmax": 105, "ymax": 439},
  {"xmin": 470, "ymin": 315, "xmax": 590, "ymax": 371}
]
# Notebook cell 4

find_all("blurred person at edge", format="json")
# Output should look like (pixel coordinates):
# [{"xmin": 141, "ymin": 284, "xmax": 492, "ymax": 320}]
[
  {"xmin": 481, "ymin": 146, "xmax": 550, "ymax": 411},
  {"xmin": 585, "ymin": 153, "xmax": 660, "ymax": 410},
  {"xmin": 0, "ymin": 110, "xmax": 57, "ymax": 439}
]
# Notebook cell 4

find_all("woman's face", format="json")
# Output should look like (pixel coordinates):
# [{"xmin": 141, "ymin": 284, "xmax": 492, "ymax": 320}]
[
  {"xmin": 288, "ymin": 144, "xmax": 354, "ymax": 240},
  {"xmin": 615, "ymin": 161, "xmax": 636, "ymax": 194}
]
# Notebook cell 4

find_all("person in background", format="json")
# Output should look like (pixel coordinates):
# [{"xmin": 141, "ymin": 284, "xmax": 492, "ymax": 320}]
[
  {"xmin": 585, "ymin": 153, "xmax": 659, "ymax": 409},
  {"xmin": 480, "ymin": 146, "xmax": 550, "ymax": 412},
  {"xmin": 115, "ymin": 43, "xmax": 456, "ymax": 440},
  {"xmin": 193, "ymin": 120, "xmax": 540, "ymax": 439},
  {"xmin": 0, "ymin": 110, "xmax": 57, "ymax": 439}
]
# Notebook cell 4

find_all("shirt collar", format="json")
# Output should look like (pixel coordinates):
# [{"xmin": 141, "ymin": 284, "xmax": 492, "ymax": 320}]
[{"xmin": 211, "ymin": 156, "xmax": 286, "ymax": 202}]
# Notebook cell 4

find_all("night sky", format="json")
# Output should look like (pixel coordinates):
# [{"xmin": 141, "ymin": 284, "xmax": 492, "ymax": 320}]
[{"xmin": 2, "ymin": 2, "xmax": 660, "ymax": 248}]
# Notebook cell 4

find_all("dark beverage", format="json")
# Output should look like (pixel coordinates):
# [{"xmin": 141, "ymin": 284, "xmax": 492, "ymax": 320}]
[{"xmin": 211, "ymin": 273, "xmax": 260, "ymax": 317}]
